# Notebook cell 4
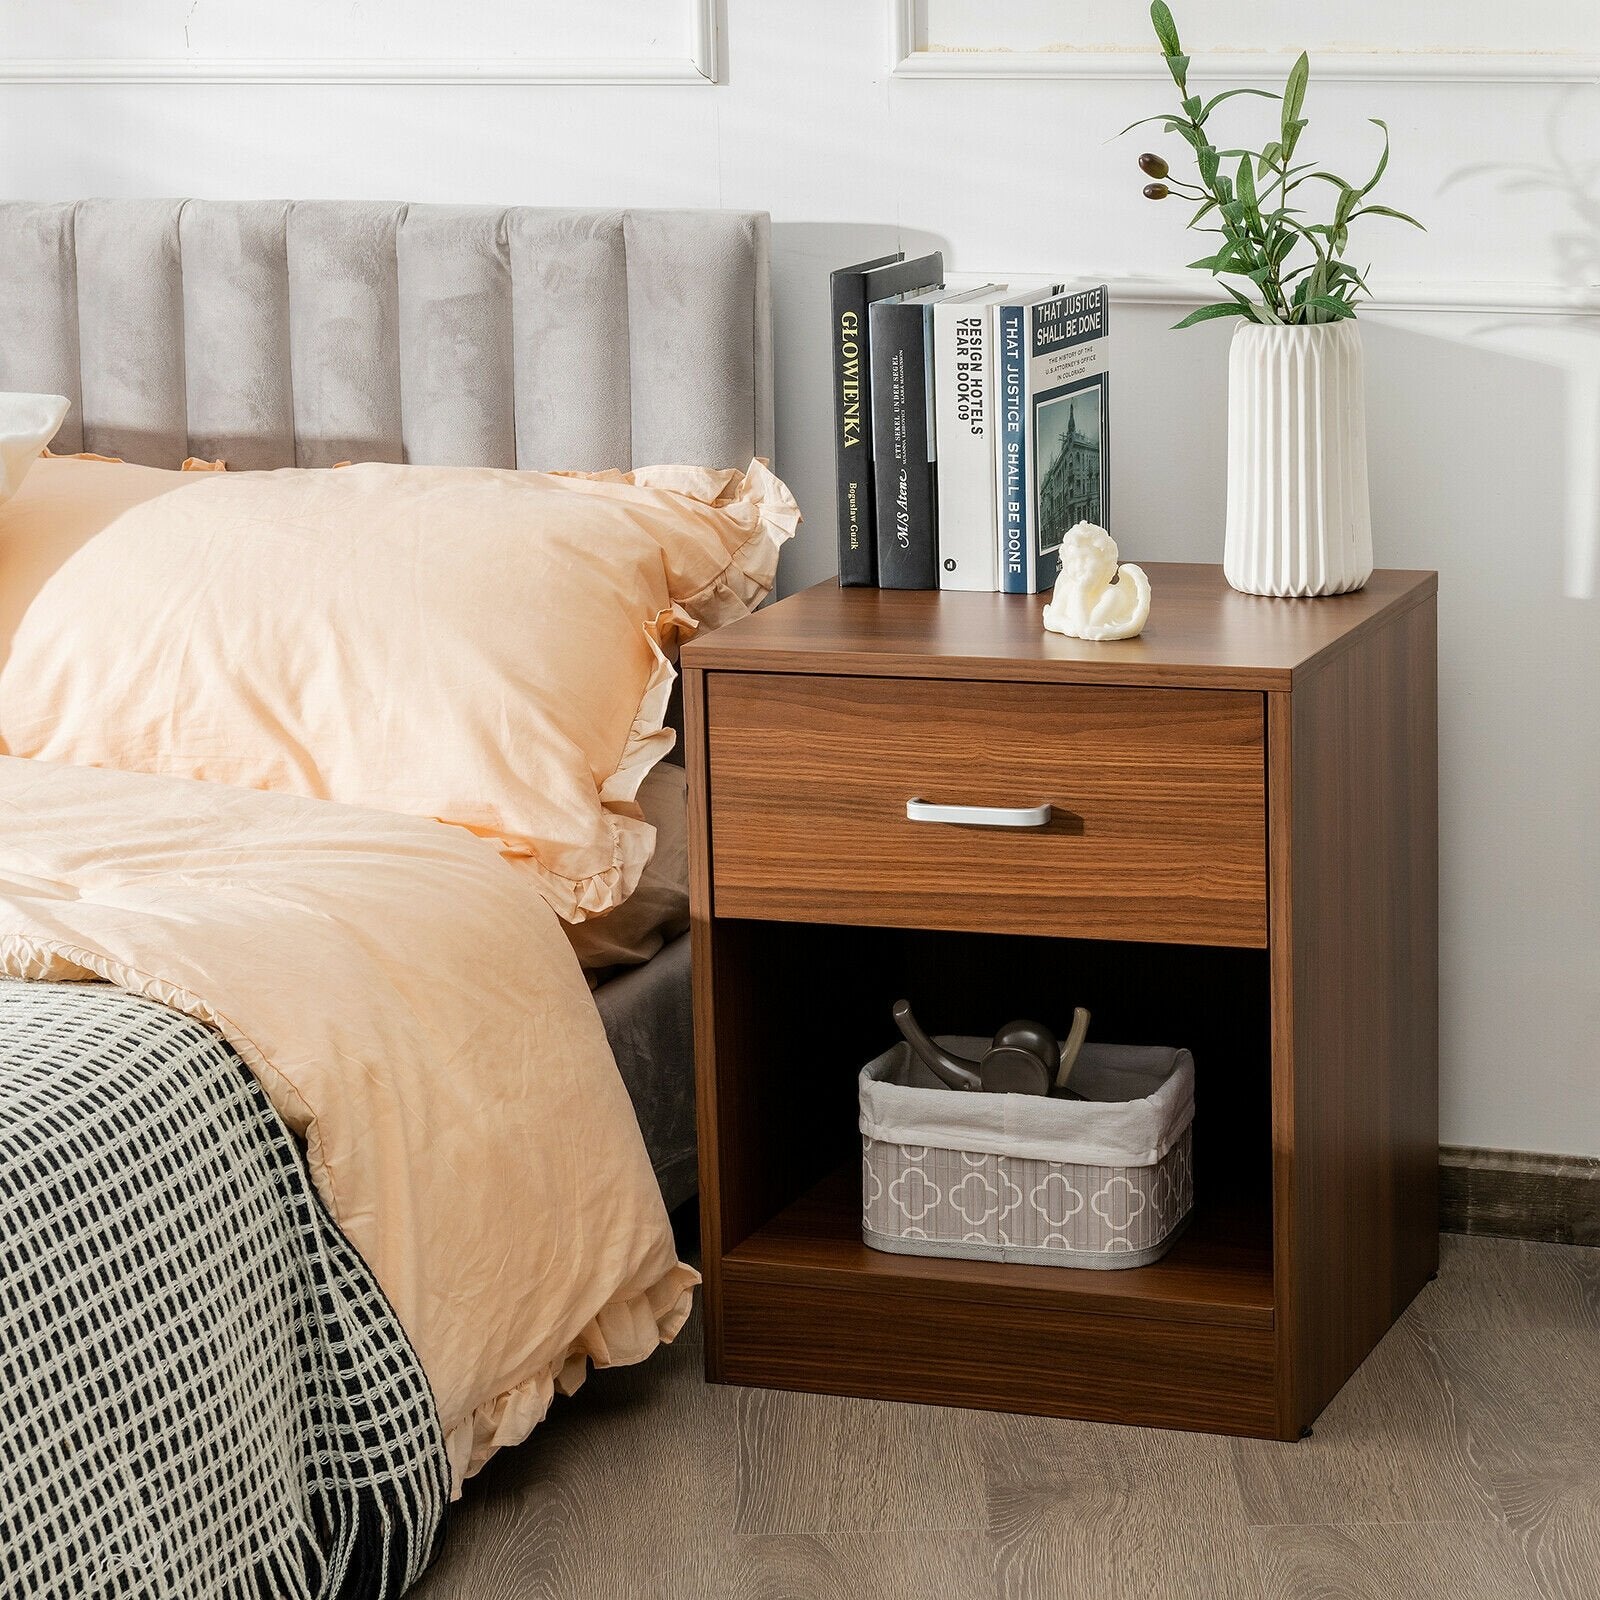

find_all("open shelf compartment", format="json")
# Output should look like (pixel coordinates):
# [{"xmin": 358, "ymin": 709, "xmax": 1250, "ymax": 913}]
[{"xmin": 699, "ymin": 920, "xmax": 1288, "ymax": 1437}]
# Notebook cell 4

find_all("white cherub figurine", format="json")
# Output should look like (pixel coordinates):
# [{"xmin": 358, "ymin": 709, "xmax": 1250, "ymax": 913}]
[{"xmin": 1041, "ymin": 522, "xmax": 1151, "ymax": 642}]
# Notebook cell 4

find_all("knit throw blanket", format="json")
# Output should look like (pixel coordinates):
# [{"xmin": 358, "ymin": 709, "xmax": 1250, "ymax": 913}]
[{"xmin": 0, "ymin": 979, "xmax": 449, "ymax": 1598}]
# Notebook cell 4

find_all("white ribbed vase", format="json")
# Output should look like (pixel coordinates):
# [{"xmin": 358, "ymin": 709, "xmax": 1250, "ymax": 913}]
[{"xmin": 1224, "ymin": 320, "xmax": 1373, "ymax": 597}]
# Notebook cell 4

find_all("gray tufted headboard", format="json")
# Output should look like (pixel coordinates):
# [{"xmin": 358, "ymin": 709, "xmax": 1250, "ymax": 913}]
[{"xmin": 0, "ymin": 200, "xmax": 773, "ymax": 474}]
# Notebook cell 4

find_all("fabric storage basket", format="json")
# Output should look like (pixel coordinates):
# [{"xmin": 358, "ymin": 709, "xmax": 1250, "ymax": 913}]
[{"xmin": 859, "ymin": 1038, "xmax": 1195, "ymax": 1269}]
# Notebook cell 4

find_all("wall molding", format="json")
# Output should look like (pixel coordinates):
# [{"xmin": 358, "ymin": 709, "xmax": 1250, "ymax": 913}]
[
  {"xmin": 944, "ymin": 270, "xmax": 1600, "ymax": 319},
  {"xmin": 0, "ymin": 0, "xmax": 721, "ymax": 85},
  {"xmin": 1441, "ymin": 1146, "xmax": 1600, "ymax": 1246},
  {"xmin": 889, "ymin": 1, "xmax": 1600, "ymax": 86}
]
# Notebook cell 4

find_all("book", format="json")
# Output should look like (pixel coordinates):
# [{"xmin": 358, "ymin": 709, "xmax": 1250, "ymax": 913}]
[
  {"xmin": 870, "ymin": 287, "xmax": 960, "ymax": 590},
  {"xmin": 1026, "ymin": 284, "xmax": 1111, "ymax": 593},
  {"xmin": 994, "ymin": 285, "xmax": 1066, "ymax": 594},
  {"xmin": 829, "ymin": 252, "xmax": 945, "ymax": 586},
  {"xmin": 932, "ymin": 285, "xmax": 1010, "ymax": 591}
]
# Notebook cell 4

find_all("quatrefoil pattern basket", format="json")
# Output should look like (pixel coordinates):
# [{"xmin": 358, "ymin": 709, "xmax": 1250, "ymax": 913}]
[{"xmin": 859, "ymin": 1038, "xmax": 1195, "ymax": 1269}]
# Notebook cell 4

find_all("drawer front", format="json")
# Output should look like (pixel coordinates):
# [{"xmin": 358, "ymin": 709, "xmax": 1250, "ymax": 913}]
[{"xmin": 705, "ymin": 673, "xmax": 1267, "ymax": 946}]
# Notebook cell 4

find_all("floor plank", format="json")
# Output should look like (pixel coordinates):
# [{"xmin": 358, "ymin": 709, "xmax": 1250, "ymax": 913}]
[
  {"xmin": 732, "ymin": 1383, "xmax": 994, "ymax": 1536},
  {"xmin": 734, "ymin": 1533, "xmax": 1000, "ymax": 1600},
  {"xmin": 413, "ymin": 1237, "xmax": 1600, "ymax": 1600},
  {"xmin": 1428, "ymin": 1325, "xmax": 1600, "ymax": 1600},
  {"xmin": 1248, "ymin": 1522, "xmax": 1543, "ymax": 1600},
  {"xmin": 1228, "ymin": 1321, "xmax": 1488, "ymax": 1526},
  {"xmin": 1406, "ymin": 1233, "xmax": 1600, "ymax": 1335}
]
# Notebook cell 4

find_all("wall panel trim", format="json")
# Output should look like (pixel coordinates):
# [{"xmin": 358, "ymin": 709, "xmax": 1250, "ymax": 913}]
[
  {"xmin": 0, "ymin": 0, "xmax": 721, "ymax": 85},
  {"xmin": 943, "ymin": 271, "xmax": 1600, "ymax": 319},
  {"xmin": 889, "ymin": 0, "xmax": 1600, "ymax": 86}
]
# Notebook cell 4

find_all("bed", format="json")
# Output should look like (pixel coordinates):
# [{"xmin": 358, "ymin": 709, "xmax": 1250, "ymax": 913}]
[{"xmin": 0, "ymin": 200, "xmax": 776, "ymax": 1596}]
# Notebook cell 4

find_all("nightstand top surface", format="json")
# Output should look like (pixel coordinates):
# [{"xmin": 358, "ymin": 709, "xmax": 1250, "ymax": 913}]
[{"xmin": 683, "ymin": 564, "xmax": 1435, "ymax": 690}]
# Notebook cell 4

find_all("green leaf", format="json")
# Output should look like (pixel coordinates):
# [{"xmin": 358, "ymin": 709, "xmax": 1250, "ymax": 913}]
[
  {"xmin": 1355, "ymin": 203, "xmax": 1425, "ymax": 230},
  {"xmin": 1257, "ymin": 142, "xmax": 1282, "ymax": 179},
  {"xmin": 1183, "ymin": 94, "xmax": 1203, "ymax": 119},
  {"xmin": 1302, "ymin": 294, "xmax": 1358, "ymax": 320},
  {"xmin": 1188, "ymin": 197, "xmax": 1219, "ymax": 226},
  {"xmin": 1361, "ymin": 119, "xmax": 1390, "ymax": 196},
  {"xmin": 1165, "ymin": 52, "xmax": 1191, "ymax": 89},
  {"xmin": 1115, "ymin": 112, "xmax": 1181, "ymax": 137},
  {"xmin": 1197, "ymin": 145, "xmax": 1221, "ymax": 184},
  {"xmin": 1281, "ymin": 51, "xmax": 1309, "ymax": 135},
  {"xmin": 1171, "ymin": 301, "xmax": 1254, "ymax": 330},
  {"xmin": 1236, "ymin": 154, "xmax": 1258, "ymax": 217},
  {"xmin": 1150, "ymin": 1, "xmax": 1182, "ymax": 57},
  {"xmin": 1334, "ymin": 182, "xmax": 1359, "ymax": 226},
  {"xmin": 1167, "ymin": 121, "xmax": 1207, "ymax": 153},
  {"xmin": 1221, "ymin": 281, "xmax": 1275, "ymax": 321},
  {"xmin": 1202, "ymin": 87, "xmax": 1282, "ymax": 118},
  {"xmin": 1291, "ymin": 170, "xmax": 1354, "ymax": 193},
  {"xmin": 1332, "ymin": 260, "xmax": 1373, "ymax": 294}
]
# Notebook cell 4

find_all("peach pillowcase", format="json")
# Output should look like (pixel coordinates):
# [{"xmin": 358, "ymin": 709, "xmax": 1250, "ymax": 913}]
[{"xmin": 0, "ymin": 454, "xmax": 797, "ymax": 921}]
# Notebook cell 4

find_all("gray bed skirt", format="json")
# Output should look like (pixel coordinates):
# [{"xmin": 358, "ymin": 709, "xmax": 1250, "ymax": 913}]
[{"xmin": 594, "ymin": 932, "xmax": 697, "ymax": 1213}]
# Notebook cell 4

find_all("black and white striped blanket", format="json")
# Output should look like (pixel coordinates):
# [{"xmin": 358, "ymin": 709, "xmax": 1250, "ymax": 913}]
[{"xmin": 0, "ymin": 978, "xmax": 450, "ymax": 1599}]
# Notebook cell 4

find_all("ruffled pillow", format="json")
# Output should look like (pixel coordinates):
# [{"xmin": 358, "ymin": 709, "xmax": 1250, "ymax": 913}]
[{"xmin": 0, "ymin": 455, "xmax": 798, "ymax": 921}]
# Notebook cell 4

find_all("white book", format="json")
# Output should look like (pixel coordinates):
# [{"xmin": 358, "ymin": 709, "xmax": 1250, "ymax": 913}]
[{"xmin": 931, "ymin": 285, "xmax": 1009, "ymax": 592}]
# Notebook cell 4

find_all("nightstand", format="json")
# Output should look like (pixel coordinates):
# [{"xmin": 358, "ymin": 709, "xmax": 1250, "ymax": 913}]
[{"xmin": 680, "ymin": 565, "xmax": 1437, "ymax": 1440}]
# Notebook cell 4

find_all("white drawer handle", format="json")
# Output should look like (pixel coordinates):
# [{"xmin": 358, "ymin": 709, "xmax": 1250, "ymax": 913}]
[{"xmin": 905, "ymin": 798, "xmax": 1053, "ymax": 829}]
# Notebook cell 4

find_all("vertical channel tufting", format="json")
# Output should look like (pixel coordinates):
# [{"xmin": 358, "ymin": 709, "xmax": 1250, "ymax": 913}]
[
  {"xmin": 505, "ymin": 210, "xmax": 632, "ymax": 471},
  {"xmin": 0, "ymin": 202, "xmax": 83, "ymax": 453},
  {"xmin": 179, "ymin": 202, "xmax": 295, "ymax": 469},
  {"xmin": 287, "ymin": 202, "xmax": 406, "ymax": 466},
  {"xmin": 75, "ymin": 200, "xmax": 188, "ymax": 465},
  {"xmin": 0, "ymin": 201, "xmax": 773, "ymax": 475},
  {"xmin": 623, "ymin": 211, "xmax": 759, "ymax": 469},
  {"xmin": 396, "ymin": 206, "xmax": 516, "ymax": 467}
]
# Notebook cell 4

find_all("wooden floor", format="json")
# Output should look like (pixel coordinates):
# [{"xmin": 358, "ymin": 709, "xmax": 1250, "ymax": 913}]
[{"xmin": 413, "ymin": 1232, "xmax": 1600, "ymax": 1599}]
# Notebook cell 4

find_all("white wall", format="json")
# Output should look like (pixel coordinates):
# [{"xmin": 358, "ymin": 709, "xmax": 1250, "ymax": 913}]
[{"xmin": 1, "ymin": 1, "xmax": 1595, "ymax": 1156}]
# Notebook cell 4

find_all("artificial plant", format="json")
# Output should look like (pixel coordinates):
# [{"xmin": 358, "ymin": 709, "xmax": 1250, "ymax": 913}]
[{"xmin": 1129, "ymin": 1, "xmax": 1423, "ymax": 329}]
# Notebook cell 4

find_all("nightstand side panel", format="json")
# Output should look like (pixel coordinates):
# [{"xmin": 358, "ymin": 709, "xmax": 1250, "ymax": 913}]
[{"xmin": 1269, "ymin": 593, "xmax": 1440, "ymax": 1434}]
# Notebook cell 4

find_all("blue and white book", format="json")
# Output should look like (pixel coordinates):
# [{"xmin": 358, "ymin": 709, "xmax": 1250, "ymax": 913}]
[
  {"xmin": 993, "ymin": 285, "xmax": 1066, "ymax": 594},
  {"xmin": 1025, "ymin": 284, "xmax": 1111, "ymax": 593}
]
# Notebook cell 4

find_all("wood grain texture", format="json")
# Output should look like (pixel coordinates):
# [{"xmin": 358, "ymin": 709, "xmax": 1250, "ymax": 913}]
[
  {"xmin": 1269, "ymin": 594, "xmax": 1440, "ymax": 1435},
  {"xmin": 681, "ymin": 567, "xmax": 1438, "ymax": 692},
  {"xmin": 415, "ymin": 1236, "xmax": 1596, "ymax": 1600},
  {"xmin": 1230, "ymin": 1322, "xmax": 1484, "ymax": 1525},
  {"xmin": 736, "ymin": 1534, "xmax": 1002, "ymax": 1600},
  {"xmin": 984, "ymin": 1409, "xmax": 1268, "ymax": 1600},
  {"xmin": 1428, "ymin": 1324, "xmax": 1600, "ymax": 1600},
  {"xmin": 1441, "ymin": 1146, "xmax": 1600, "ymax": 1247},
  {"xmin": 1408, "ymin": 1232, "xmax": 1600, "ymax": 1335},
  {"xmin": 707, "ymin": 673, "xmax": 1268, "ymax": 946},
  {"xmin": 690, "ymin": 567, "xmax": 1438, "ymax": 1446},
  {"xmin": 721, "ymin": 1257, "xmax": 1280, "ymax": 1438},
  {"xmin": 1249, "ymin": 1523, "xmax": 1544, "ymax": 1600},
  {"xmin": 732, "ymin": 1383, "xmax": 992, "ymax": 1535}
]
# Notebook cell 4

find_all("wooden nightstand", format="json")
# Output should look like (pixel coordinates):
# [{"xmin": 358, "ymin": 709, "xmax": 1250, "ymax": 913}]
[{"xmin": 681, "ymin": 564, "xmax": 1437, "ymax": 1440}]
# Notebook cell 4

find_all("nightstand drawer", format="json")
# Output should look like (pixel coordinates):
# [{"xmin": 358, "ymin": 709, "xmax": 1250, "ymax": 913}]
[{"xmin": 704, "ymin": 673, "xmax": 1267, "ymax": 946}]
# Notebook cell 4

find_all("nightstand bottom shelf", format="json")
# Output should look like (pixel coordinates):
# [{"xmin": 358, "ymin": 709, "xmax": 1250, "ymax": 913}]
[{"xmin": 714, "ymin": 1165, "xmax": 1286, "ymax": 1438}]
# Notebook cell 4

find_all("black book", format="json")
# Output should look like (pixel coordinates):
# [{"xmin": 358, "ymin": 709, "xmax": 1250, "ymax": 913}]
[
  {"xmin": 870, "ymin": 288, "xmax": 953, "ymax": 590},
  {"xmin": 829, "ymin": 251, "xmax": 944, "ymax": 585}
]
